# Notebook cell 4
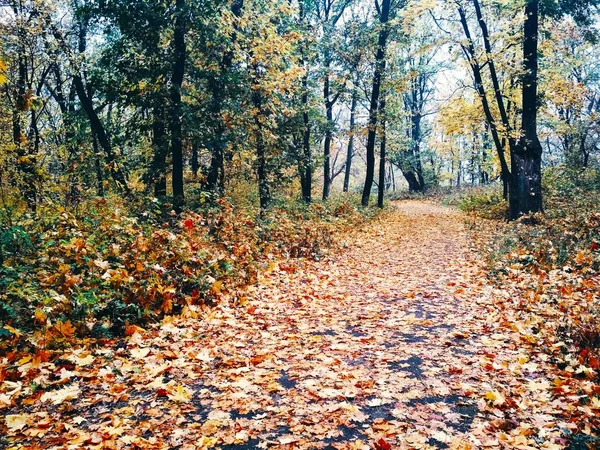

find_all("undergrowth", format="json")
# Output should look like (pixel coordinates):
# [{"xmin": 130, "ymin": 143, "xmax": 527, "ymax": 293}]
[
  {"xmin": 0, "ymin": 192, "xmax": 376, "ymax": 353},
  {"xmin": 462, "ymin": 166, "xmax": 600, "ymax": 379}
]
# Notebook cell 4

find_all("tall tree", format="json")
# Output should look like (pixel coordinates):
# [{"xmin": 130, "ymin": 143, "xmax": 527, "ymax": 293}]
[
  {"xmin": 362, "ymin": 0, "xmax": 395, "ymax": 207},
  {"xmin": 317, "ymin": 0, "xmax": 353, "ymax": 201},
  {"xmin": 205, "ymin": 0, "xmax": 244, "ymax": 196}
]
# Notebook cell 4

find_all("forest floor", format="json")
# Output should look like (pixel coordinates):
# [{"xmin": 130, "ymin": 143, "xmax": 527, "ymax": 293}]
[{"xmin": 2, "ymin": 201, "xmax": 597, "ymax": 449}]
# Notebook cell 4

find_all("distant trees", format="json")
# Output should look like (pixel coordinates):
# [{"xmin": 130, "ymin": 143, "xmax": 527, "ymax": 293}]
[{"xmin": 0, "ymin": 0, "xmax": 598, "ymax": 217}]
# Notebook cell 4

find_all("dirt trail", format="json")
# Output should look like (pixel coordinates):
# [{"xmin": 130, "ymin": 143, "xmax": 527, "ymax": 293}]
[
  {"xmin": 133, "ymin": 200, "xmax": 498, "ymax": 449},
  {"xmin": 5, "ymin": 201, "xmax": 558, "ymax": 449}
]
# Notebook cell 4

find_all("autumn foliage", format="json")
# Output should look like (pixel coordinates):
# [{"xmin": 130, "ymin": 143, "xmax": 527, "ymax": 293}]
[{"xmin": 0, "ymin": 195, "xmax": 372, "ymax": 353}]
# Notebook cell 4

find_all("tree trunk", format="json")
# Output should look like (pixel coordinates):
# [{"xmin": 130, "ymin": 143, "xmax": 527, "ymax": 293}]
[
  {"xmin": 362, "ymin": 0, "xmax": 391, "ymax": 207},
  {"xmin": 73, "ymin": 75, "xmax": 129, "ymax": 192},
  {"xmin": 457, "ymin": 5, "xmax": 511, "ymax": 194},
  {"xmin": 509, "ymin": 0, "xmax": 543, "ymax": 219},
  {"xmin": 323, "ymin": 61, "xmax": 333, "ymax": 201},
  {"xmin": 300, "ymin": 56, "xmax": 312, "ymax": 202},
  {"xmin": 170, "ymin": 0, "xmax": 186, "ymax": 210},
  {"xmin": 403, "ymin": 171, "xmax": 421, "ymax": 192},
  {"xmin": 251, "ymin": 65, "xmax": 270, "ymax": 214},
  {"xmin": 377, "ymin": 96, "xmax": 386, "ymax": 208},
  {"xmin": 191, "ymin": 144, "xmax": 199, "ymax": 179},
  {"xmin": 343, "ymin": 86, "xmax": 357, "ymax": 193}
]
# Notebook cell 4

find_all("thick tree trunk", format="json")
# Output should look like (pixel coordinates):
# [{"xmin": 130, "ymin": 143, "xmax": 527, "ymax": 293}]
[
  {"xmin": 343, "ymin": 87, "xmax": 357, "ymax": 193},
  {"xmin": 170, "ymin": 0, "xmax": 186, "ymax": 210},
  {"xmin": 509, "ymin": 0, "xmax": 543, "ymax": 219},
  {"xmin": 13, "ymin": 3, "xmax": 38, "ymax": 210},
  {"xmin": 362, "ymin": 0, "xmax": 391, "ymax": 207},
  {"xmin": 402, "ymin": 171, "xmax": 422, "ymax": 192}
]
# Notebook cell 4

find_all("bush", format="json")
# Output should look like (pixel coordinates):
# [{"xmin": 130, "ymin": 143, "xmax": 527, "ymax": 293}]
[{"xmin": 0, "ymin": 193, "xmax": 374, "ymax": 352}]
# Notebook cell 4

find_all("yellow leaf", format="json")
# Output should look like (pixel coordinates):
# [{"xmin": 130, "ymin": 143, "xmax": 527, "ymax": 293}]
[
  {"xmin": 53, "ymin": 320, "xmax": 75, "ymax": 338},
  {"xmin": 130, "ymin": 347, "xmax": 150, "ymax": 359},
  {"xmin": 5, "ymin": 414, "xmax": 28, "ymax": 432},
  {"xmin": 485, "ymin": 390, "xmax": 505, "ymax": 406},
  {"xmin": 40, "ymin": 383, "xmax": 80, "ymax": 405},
  {"xmin": 167, "ymin": 385, "xmax": 192, "ymax": 403},
  {"xmin": 3, "ymin": 325, "xmax": 22, "ymax": 338},
  {"xmin": 71, "ymin": 354, "xmax": 95, "ymax": 366},
  {"xmin": 34, "ymin": 309, "xmax": 47, "ymax": 323},
  {"xmin": 211, "ymin": 280, "xmax": 223, "ymax": 294}
]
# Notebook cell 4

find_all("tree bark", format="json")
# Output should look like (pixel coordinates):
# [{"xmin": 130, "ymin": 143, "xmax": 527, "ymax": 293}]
[
  {"xmin": 300, "ymin": 50, "xmax": 312, "ymax": 202},
  {"xmin": 343, "ymin": 86, "xmax": 357, "ymax": 193},
  {"xmin": 73, "ymin": 75, "xmax": 129, "ymax": 192},
  {"xmin": 362, "ymin": 0, "xmax": 391, "ymax": 207},
  {"xmin": 377, "ymin": 96, "xmax": 386, "ymax": 208},
  {"xmin": 509, "ymin": 0, "xmax": 543, "ymax": 219}
]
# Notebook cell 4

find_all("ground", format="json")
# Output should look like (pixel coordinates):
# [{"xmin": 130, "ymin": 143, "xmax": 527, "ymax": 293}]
[{"xmin": 2, "ymin": 201, "xmax": 597, "ymax": 449}]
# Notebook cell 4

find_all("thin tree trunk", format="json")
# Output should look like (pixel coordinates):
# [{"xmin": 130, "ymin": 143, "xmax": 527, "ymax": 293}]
[
  {"xmin": 343, "ymin": 86, "xmax": 357, "ymax": 193},
  {"xmin": 362, "ymin": 0, "xmax": 391, "ymax": 207},
  {"xmin": 191, "ymin": 144, "xmax": 199, "ymax": 179},
  {"xmin": 323, "ymin": 61, "xmax": 333, "ymax": 201},
  {"xmin": 73, "ymin": 76, "xmax": 129, "ymax": 192},
  {"xmin": 251, "ymin": 64, "xmax": 270, "ymax": 214},
  {"xmin": 300, "ymin": 56, "xmax": 312, "ymax": 202},
  {"xmin": 93, "ymin": 133, "xmax": 105, "ymax": 197},
  {"xmin": 457, "ymin": 5, "xmax": 511, "ymax": 194},
  {"xmin": 377, "ymin": 96, "xmax": 386, "ymax": 208}
]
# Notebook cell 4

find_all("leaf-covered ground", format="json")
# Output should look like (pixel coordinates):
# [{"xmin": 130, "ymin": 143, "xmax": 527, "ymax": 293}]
[{"xmin": 2, "ymin": 201, "xmax": 599, "ymax": 449}]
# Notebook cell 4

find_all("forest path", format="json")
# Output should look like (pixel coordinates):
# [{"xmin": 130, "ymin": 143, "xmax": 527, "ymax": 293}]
[
  {"xmin": 119, "ymin": 200, "xmax": 499, "ymax": 449},
  {"xmin": 6, "ymin": 201, "xmax": 529, "ymax": 449}
]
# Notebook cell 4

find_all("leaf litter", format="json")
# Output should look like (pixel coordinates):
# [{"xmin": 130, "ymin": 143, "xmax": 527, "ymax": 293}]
[{"xmin": 1, "ymin": 201, "xmax": 598, "ymax": 449}]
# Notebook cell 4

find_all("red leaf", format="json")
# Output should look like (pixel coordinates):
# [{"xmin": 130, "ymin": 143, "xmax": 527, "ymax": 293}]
[
  {"xmin": 156, "ymin": 388, "xmax": 168, "ymax": 397},
  {"xmin": 183, "ymin": 219, "xmax": 194, "ymax": 230},
  {"xmin": 591, "ymin": 241, "xmax": 599, "ymax": 251},
  {"xmin": 375, "ymin": 438, "xmax": 392, "ymax": 450}
]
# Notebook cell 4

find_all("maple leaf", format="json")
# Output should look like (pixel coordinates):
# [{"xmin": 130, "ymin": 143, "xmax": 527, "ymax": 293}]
[
  {"xmin": 40, "ymin": 384, "xmax": 80, "ymax": 405},
  {"xmin": 53, "ymin": 320, "xmax": 76, "ymax": 338},
  {"xmin": 485, "ymin": 390, "xmax": 506, "ymax": 406},
  {"xmin": 71, "ymin": 354, "xmax": 95, "ymax": 366},
  {"xmin": 167, "ymin": 385, "xmax": 192, "ymax": 403},
  {"xmin": 374, "ymin": 438, "xmax": 392, "ymax": 450},
  {"xmin": 5, "ymin": 414, "xmax": 28, "ymax": 432},
  {"xmin": 183, "ymin": 219, "xmax": 194, "ymax": 230},
  {"xmin": 130, "ymin": 347, "xmax": 150, "ymax": 359}
]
